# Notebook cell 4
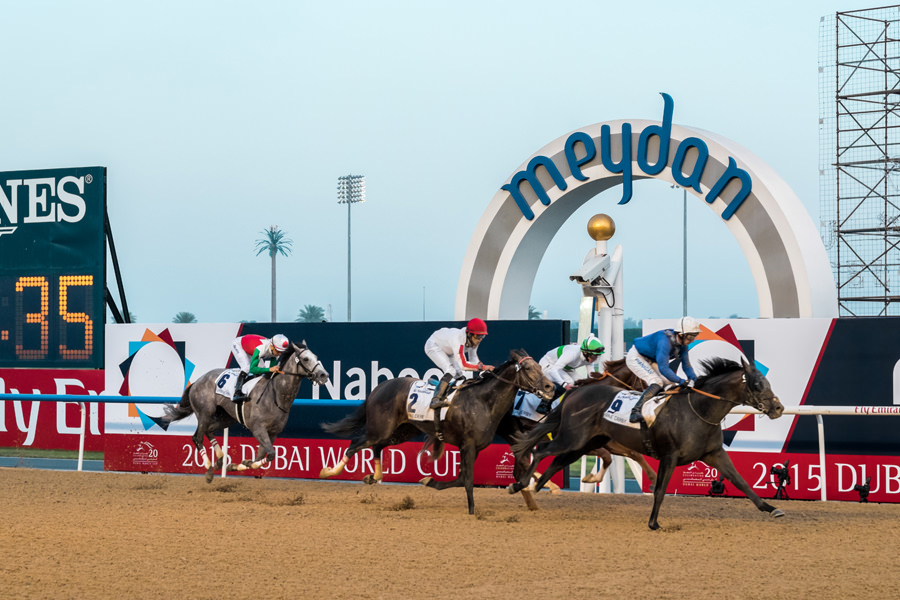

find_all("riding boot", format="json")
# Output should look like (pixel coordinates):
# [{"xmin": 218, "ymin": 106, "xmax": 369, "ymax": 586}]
[
  {"xmin": 233, "ymin": 371, "xmax": 248, "ymax": 403},
  {"xmin": 629, "ymin": 383, "xmax": 662, "ymax": 423},
  {"xmin": 431, "ymin": 373, "xmax": 454, "ymax": 439}
]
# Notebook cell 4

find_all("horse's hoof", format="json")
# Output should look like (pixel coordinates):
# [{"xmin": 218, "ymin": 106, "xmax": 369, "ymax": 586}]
[
  {"xmin": 648, "ymin": 522, "xmax": 660, "ymax": 531},
  {"xmin": 507, "ymin": 483, "xmax": 524, "ymax": 495},
  {"xmin": 205, "ymin": 471, "xmax": 215, "ymax": 484},
  {"xmin": 318, "ymin": 468, "xmax": 331, "ymax": 479},
  {"xmin": 419, "ymin": 476, "xmax": 432, "ymax": 486},
  {"xmin": 770, "ymin": 509, "xmax": 786, "ymax": 519},
  {"xmin": 363, "ymin": 475, "xmax": 380, "ymax": 485}
]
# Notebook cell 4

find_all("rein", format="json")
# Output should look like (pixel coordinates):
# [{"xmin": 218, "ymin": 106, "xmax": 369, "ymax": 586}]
[
  {"xmin": 673, "ymin": 382, "xmax": 771, "ymax": 426},
  {"xmin": 485, "ymin": 356, "xmax": 545, "ymax": 395},
  {"xmin": 266, "ymin": 347, "xmax": 324, "ymax": 414}
]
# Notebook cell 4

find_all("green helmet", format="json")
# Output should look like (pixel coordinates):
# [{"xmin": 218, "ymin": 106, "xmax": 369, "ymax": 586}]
[{"xmin": 581, "ymin": 337, "xmax": 605, "ymax": 355}]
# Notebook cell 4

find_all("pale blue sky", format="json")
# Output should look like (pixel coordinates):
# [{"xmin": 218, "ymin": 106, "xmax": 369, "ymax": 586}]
[{"xmin": 0, "ymin": 1, "xmax": 853, "ymax": 324}]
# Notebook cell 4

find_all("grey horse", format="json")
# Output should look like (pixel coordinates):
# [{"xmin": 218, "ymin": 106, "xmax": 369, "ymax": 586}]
[{"xmin": 156, "ymin": 340, "xmax": 329, "ymax": 482}]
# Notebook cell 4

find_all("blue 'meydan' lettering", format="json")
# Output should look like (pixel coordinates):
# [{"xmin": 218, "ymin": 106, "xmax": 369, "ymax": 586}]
[
  {"xmin": 600, "ymin": 122, "xmax": 633, "ymax": 205},
  {"xmin": 503, "ymin": 93, "xmax": 753, "ymax": 222},
  {"xmin": 501, "ymin": 155, "xmax": 568, "ymax": 220},
  {"xmin": 637, "ymin": 92, "xmax": 673, "ymax": 176},
  {"xmin": 708, "ymin": 156, "xmax": 752, "ymax": 220},
  {"xmin": 564, "ymin": 131, "xmax": 596, "ymax": 182},
  {"xmin": 672, "ymin": 137, "xmax": 709, "ymax": 193}
]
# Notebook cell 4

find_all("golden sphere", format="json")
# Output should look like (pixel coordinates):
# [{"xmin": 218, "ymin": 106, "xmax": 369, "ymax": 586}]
[{"xmin": 587, "ymin": 214, "xmax": 615, "ymax": 241}]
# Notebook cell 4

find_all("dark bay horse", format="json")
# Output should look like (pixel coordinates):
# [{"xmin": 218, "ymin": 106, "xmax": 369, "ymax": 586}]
[
  {"xmin": 320, "ymin": 349, "xmax": 556, "ymax": 514},
  {"xmin": 498, "ymin": 357, "xmax": 658, "ymax": 492},
  {"xmin": 510, "ymin": 357, "xmax": 785, "ymax": 529},
  {"xmin": 155, "ymin": 341, "xmax": 329, "ymax": 482}
]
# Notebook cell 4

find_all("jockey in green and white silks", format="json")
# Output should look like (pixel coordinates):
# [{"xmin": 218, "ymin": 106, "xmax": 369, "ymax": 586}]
[
  {"xmin": 539, "ymin": 335, "xmax": 606, "ymax": 388},
  {"xmin": 626, "ymin": 316, "xmax": 700, "ymax": 423},
  {"xmin": 229, "ymin": 333, "xmax": 289, "ymax": 402},
  {"xmin": 534, "ymin": 336, "xmax": 605, "ymax": 414}
]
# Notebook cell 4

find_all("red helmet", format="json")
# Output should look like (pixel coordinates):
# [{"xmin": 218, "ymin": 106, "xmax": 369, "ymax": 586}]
[{"xmin": 466, "ymin": 318, "xmax": 488, "ymax": 335}]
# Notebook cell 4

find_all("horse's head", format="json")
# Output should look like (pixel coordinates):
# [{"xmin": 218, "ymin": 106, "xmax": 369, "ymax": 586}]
[
  {"xmin": 284, "ymin": 340, "xmax": 330, "ymax": 385},
  {"xmin": 739, "ymin": 358, "xmax": 783, "ymax": 419},
  {"xmin": 507, "ymin": 349, "xmax": 556, "ymax": 400}
]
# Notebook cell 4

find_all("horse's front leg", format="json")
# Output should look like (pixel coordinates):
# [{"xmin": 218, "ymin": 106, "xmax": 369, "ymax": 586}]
[
  {"xmin": 230, "ymin": 430, "xmax": 275, "ymax": 471},
  {"xmin": 648, "ymin": 456, "xmax": 677, "ymax": 530},
  {"xmin": 421, "ymin": 442, "xmax": 479, "ymax": 514},
  {"xmin": 362, "ymin": 446, "xmax": 385, "ymax": 485},
  {"xmin": 704, "ymin": 448, "xmax": 784, "ymax": 519},
  {"xmin": 204, "ymin": 436, "xmax": 226, "ymax": 483},
  {"xmin": 581, "ymin": 448, "xmax": 612, "ymax": 484}
]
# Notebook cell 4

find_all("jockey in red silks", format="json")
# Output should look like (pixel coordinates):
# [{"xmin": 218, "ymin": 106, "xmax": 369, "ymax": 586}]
[
  {"xmin": 229, "ymin": 333, "xmax": 290, "ymax": 401},
  {"xmin": 423, "ymin": 318, "xmax": 495, "ymax": 418}
]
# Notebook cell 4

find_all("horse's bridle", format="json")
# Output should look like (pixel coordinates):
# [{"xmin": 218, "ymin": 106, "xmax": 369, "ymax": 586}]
[
  {"xmin": 683, "ymin": 372, "xmax": 775, "ymax": 424},
  {"xmin": 486, "ymin": 356, "xmax": 550, "ymax": 398},
  {"xmin": 276, "ymin": 346, "xmax": 326, "ymax": 383}
]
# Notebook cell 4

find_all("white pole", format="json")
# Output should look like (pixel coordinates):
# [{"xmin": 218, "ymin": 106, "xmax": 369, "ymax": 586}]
[
  {"xmin": 222, "ymin": 427, "xmax": 229, "ymax": 479},
  {"xmin": 77, "ymin": 402, "xmax": 86, "ymax": 472}
]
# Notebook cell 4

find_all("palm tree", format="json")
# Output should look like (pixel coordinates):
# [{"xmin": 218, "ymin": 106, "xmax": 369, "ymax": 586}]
[
  {"xmin": 173, "ymin": 311, "xmax": 197, "ymax": 323},
  {"xmin": 296, "ymin": 304, "xmax": 326, "ymax": 322},
  {"xmin": 255, "ymin": 225, "xmax": 293, "ymax": 322},
  {"xmin": 528, "ymin": 305, "xmax": 542, "ymax": 320}
]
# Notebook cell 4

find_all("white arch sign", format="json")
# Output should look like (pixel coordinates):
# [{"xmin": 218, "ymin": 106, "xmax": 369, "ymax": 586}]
[{"xmin": 455, "ymin": 93, "xmax": 837, "ymax": 320}]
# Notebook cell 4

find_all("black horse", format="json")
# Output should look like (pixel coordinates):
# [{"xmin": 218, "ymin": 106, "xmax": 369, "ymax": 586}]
[
  {"xmin": 320, "ymin": 349, "xmax": 556, "ymax": 514},
  {"xmin": 155, "ymin": 341, "xmax": 329, "ymax": 482},
  {"xmin": 510, "ymin": 357, "xmax": 785, "ymax": 529}
]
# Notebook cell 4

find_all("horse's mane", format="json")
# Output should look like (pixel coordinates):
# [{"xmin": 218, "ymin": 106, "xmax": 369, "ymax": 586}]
[
  {"xmin": 696, "ymin": 357, "xmax": 743, "ymax": 385},
  {"xmin": 604, "ymin": 358, "xmax": 626, "ymax": 371}
]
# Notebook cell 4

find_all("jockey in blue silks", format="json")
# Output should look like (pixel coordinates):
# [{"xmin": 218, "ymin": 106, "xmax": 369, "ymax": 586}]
[{"xmin": 626, "ymin": 316, "xmax": 701, "ymax": 423}]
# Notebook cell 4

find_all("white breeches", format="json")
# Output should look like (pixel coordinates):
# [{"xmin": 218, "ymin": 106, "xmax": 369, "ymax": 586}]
[
  {"xmin": 625, "ymin": 346, "xmax": 674, "ymax": 387},
  {"xmin": 425, "ymin": 347, "xmax": 463, "ymax": 379},
  {"xmin": 231, "ymin": 340, "xmax": 252, "ymax": 373}
]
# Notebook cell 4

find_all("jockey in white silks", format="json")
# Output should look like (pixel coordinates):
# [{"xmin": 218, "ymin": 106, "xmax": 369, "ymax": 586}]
[
  {"xmin": 626, "ymin": 316, "xmax": 700, "ymax": 423},
  {"xmin": 536, "ymin": 335, "xmax": 606, "ymax": 413},
  {"xmin": 423, "ymin": 318, "xmax": 495, "ymax": 422},
  {"xmin": 229, "ymin": 333, "xmax": 289, "ymax": 401}
]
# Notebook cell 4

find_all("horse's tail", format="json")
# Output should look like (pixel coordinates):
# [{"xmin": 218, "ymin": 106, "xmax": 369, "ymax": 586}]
[
  {"xmin": 511, "ymin": 408, "xmax": 563, "ymax": 455},
  {"xmin": 419, "ymin": 436, "xmax": 445, "ymax": 463},
  {"xmin": 154, "ymin": 384, "xmax": 195, "ymax": 431},
  {"xmin": 322, "ymin": 402, "xmax": 367, "ymax": 438}
]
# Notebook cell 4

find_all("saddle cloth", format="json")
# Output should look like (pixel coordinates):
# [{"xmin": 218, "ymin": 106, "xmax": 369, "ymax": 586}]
[
  {"xmin": 214, "ymin": 369, "xmax": 262, "ymax": 400},
  {"xmin": 405, "ymin": 380, "xmax": 454, "ymax": 422},
  {"xmin": 603, "ymin": 390, "xmax": 668, "ymax": 428},
  {"xmin": 511, "ymin": 390, "xmax": 560, "ymax": 421}
]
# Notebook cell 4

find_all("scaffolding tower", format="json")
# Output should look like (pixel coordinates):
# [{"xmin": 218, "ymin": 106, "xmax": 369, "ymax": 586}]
[{"xmin": 819, "ymin": 5, "xmax": 900, "ymax": 316}]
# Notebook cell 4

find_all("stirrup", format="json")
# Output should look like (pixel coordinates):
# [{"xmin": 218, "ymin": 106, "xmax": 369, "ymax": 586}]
[{"xmin": 629, "ymin": 407, "xmax": 643, "ymax": 423}]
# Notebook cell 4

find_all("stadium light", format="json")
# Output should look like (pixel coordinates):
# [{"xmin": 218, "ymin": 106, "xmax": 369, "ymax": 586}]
[{"xmin": 337, "ymin": 174, "xmax": 366, "ymax": 322}]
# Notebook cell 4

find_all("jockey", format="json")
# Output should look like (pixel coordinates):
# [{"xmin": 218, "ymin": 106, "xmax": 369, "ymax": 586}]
[
  {"xmin": 230, "ymin": 333, "xmax": 290, "ymax": 402},
  {"xmin": 424, "ymin": 318, "xmax": 495, "ymax": 420},
  {"xmin": 626, "ymin": 316, "xmax": 700, "ymax": 423},
  {"xmin": 536, "ymin": 335, "xmax": 606, "ymax": 413}
]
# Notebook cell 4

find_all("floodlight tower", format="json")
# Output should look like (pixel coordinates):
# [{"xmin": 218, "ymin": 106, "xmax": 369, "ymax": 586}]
[{"xmin": 337, "ymin": 174, "xmax": 366, "ymax": 322}]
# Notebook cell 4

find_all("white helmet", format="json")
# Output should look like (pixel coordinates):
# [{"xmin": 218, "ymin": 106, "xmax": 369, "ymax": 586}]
[
  {"xmin": 674, "ymin": 317, "xmax": 701, "ymax": 335},
  {"xmin": 272, "ymin": 334, "xmax": 290, "ymax": 352}
]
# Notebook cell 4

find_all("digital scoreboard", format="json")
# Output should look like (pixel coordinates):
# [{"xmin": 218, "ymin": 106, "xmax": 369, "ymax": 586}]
[{"xmin": 0, "ymin": 167, "xmax": 106, "ymax": 368}]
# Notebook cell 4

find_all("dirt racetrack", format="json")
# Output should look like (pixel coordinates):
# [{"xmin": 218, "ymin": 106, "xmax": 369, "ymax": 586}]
[{"xmin": 2, "ymin": 468, "xmax": 898, "ymax": 600}]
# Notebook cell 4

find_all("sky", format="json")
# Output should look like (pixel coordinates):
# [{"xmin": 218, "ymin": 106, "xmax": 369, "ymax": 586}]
[{"xmin": 0, "ymin": 0, "xmax": 857, "ymax": 325}]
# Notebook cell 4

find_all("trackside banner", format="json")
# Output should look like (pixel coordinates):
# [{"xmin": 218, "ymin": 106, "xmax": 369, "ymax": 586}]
[
  {"xmin": 638, "ymin": 317, "xmax": 900, "ymax": 502},
  {"xmin": 100, "ymin": 320, "xmax": 569, "ymax": 486},
  {"xmin": 0, "ymin": 369, "xmax": 105, "ymax": 451}
]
